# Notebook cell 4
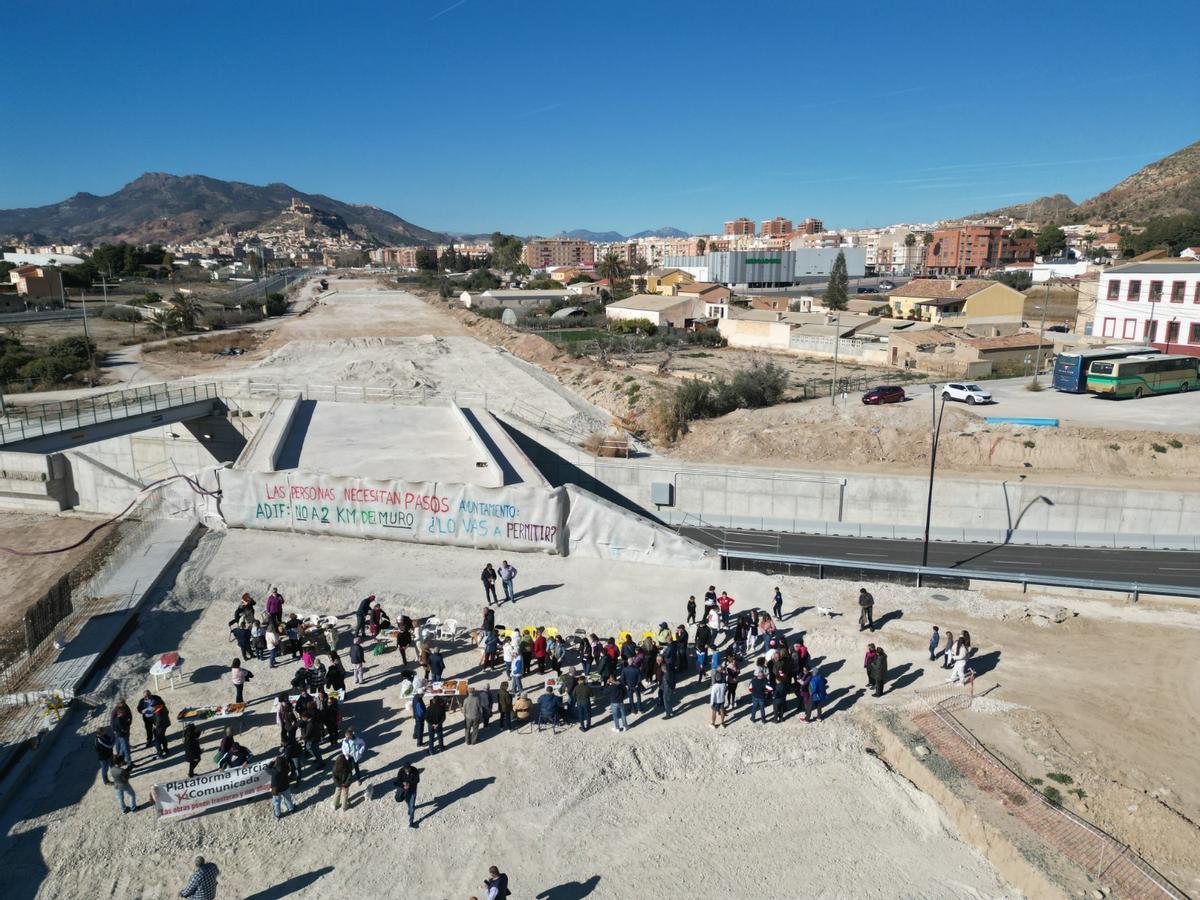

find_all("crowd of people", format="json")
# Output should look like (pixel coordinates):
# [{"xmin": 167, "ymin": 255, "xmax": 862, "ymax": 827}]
[{"xmin": 90, "ymin": 572, "xmax": 972, "ymax": 839}]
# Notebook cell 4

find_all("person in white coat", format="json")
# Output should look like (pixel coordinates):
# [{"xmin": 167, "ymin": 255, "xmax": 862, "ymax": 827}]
[
  {"xmin": 340, "ymin": 728, "xmax": 367, "ymax": 784},
  {"xmin": 947, "ymin": 631, "xmax": 972, "ymax": 684}
]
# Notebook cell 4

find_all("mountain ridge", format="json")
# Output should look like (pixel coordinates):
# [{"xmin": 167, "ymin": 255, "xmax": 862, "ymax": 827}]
[{"xmin": 0, "ymin": 172, "xmax": 446, "ymax": 246}]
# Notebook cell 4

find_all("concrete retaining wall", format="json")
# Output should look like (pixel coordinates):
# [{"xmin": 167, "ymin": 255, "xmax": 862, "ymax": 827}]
[
  {"xmin": 0, "ymin": 451, "xmax": 72, "ymax": 511},
  {"xmin": 501, "ymin": 416, "xmax": 1200, "ymax": 549}
]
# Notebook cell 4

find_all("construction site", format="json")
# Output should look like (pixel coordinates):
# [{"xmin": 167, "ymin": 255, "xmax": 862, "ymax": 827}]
[{"xmin": 0, "ymin": 277, "xmax": 1195, "ymax": 899}]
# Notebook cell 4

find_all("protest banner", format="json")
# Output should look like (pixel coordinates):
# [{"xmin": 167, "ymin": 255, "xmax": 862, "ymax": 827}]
[{"xmin": 153, "ymin": 761, "xmax": 272, "ymax": 820}]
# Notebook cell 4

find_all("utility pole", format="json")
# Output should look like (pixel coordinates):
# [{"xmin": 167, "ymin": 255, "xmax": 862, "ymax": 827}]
[
  {"xmin": 921, "ymin": 386, "xmax": 946, "ymax": 568},
  {"xmin": 830, "ymin": 312, "xmax": 841, "ymax": 405},
  {"xmin": 1030, "ymin": 278, "xmax": 1050, "ymax": 387}
]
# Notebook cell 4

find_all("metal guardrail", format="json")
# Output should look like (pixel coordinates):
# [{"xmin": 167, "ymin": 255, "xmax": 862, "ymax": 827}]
[
  {"xmin": 220, "ymin": 380, "xmax": 487, "ymax": 408},
  {"xmin": 716, "ymin": 548, "xmax": 1200, "ymax": 601},
  {"xmin": 0, "ymin": 382, "xmax": 219, "ymax": 445}
]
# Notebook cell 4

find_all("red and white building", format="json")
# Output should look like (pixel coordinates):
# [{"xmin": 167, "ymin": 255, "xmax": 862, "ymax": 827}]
[{"xmin": 1093, "ymin": 260, "xmax": 1200, "ymax": 354}]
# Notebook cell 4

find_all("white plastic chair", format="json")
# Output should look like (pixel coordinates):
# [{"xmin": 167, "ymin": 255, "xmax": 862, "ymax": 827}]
[{"xmin": 436, "ymin": 618, "xmax": 458, "ymax": 641}]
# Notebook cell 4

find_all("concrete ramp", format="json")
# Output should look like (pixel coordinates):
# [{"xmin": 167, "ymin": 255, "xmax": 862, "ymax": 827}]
[{"xmin": 564, "ymin": 483, "xmax": 718, "ymax": 568}]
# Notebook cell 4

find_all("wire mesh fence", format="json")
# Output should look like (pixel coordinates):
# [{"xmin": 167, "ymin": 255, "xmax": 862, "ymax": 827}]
[{"xmin": 909, "ymin": 684, "xmax": 1187, "ymax": 899}]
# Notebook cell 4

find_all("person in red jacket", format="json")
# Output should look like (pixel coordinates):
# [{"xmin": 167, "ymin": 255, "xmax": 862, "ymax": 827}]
[
  {"xmin": 533, "ymin": 627, "xmax": 549, "ymax": 674},
  {"xmin": 717, "ymin": 591, "xmax": 736, "ymax": 630}
]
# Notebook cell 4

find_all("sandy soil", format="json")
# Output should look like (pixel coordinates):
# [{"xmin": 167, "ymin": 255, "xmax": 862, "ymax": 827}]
[
  {"xmin": 0, "ymin": 530, "xmax": 1015, "ymax": 899},
  {"xmin": 667, "ymin": 397, "xmax": 1200, "ymax": 483},
  {"xmin": 0, "ymin": 514, "xmax": 103, "ymax": 655}
]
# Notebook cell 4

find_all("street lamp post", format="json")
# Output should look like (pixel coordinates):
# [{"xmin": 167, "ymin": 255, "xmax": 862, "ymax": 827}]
[
  {"xmin": 1030, "ymin": 279, "xmax": 1050, "ymax": 387},
  {"xmin": 921, "ymin": 385, "xmax": 948, "ymax": 568}
]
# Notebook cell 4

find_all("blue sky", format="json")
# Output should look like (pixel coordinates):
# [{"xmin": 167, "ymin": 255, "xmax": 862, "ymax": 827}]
[{"xmin": 4, "ymin": 0, "xmax": 1198, "ymax": 236}]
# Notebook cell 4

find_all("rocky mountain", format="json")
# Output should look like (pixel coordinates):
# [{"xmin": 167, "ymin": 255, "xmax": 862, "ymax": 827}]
[
  {"xmin": 965, "ymin": 140, "xmax": 1200, "ymax": 224},
  {"xmin": 557, "ymin": 226, "xmax": 690, "ymax": 241},
  {"xmin": 968, "ymin": 193, "xmax": 1078, "ymax": 222},
  {"xmin": 1075, "ymin": 139, "xmax": 1200, "ymax": 221},
  {"xmin": 0, "ymin": 173, "xmax": 446, "ymax": 246}
]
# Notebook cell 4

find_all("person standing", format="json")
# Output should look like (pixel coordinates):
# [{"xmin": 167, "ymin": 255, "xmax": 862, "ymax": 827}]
[
  {"xmin": 265, "ymin": 588, "xmax": 284, "ymax": 631},
  {"xmin": 463, "ymin": 688, "xmax": 484, "ymax": 745},
  {"xmin": 868, "ymin": 645, "xmax": 889, "ymax": 696},
  {"xmin": 605, "ymin": 675, "xmax": 627, "ymax": 733},
  {"xmin": 484, "ymin": 866, "xmax": 511, "ymax": 900},
  {"xmin": 621, "ymin": 657, "xmax": 643, "ymax": 715},
  {"xmin": 183, "ymin": 723, "xmax": 202, "ymax": 777},
  {"xmin": 510, "ymin": 652, "xmax": 525, "ymax": 695},
  {"xmin": 112, "ymin": 758, "xmax": 136, "ymax": 813},
  {"xmin": 709, "ymin": 669, "xmax": 728, "ymax": 729},
  {"xmin": 686, "ymin": 595, "xmax": 697, "ymax": 624},
  {"xmin": 303, "ymin": 710, "xmax": 325, "ymax": 770},
  {"xmin": 498, "ymin": 560, "xmax": 518, "ymax": 603},
  {"xmin": 749, "ymin": 670, "xmax": 768, "ymax": 724},
  {"xmin": 694, "ymin": 621, "xmax": 711, "ymax": 684},
  {"xmin": 230, "ymin": 659, "xmax": 252, "ymax": 704},
  {"xmin": 331, "ymin": 752, "xmax": 354, "ymax": 811},
  {"xmin": 265, "ymin": 627, "xmax": 279, "ymax": 669},
  {"xmin": 396, "ymin": 763, "xmax": 421, "ymax": 828},
  {"xmin": 572, "ymin": 676, "xmax": 592, "ymax": 730},
  {"xmin": 179, "ymin": 856, "xmax": 220, "ymax": 900},
  {"xmin": 948, "ymin": 632, "xmax": 971, "ymax": 684},
  {"xmin": 772, "ymin": 586, "xmax": 784, "ymax": 620},
  {"xmin": 481, "ymin": 563, "xmax": 499, "ymax": 606},
  {"xmin": 809, "ymin": 668, "xmax": 828, "ymax": 720},
  {"xmin": 717, "ymin": 591, "xmax": 736, "ymax": 631},
  {"xmin": 771, "ymin": 671, "xmax": 789, "ymax": 722},
  {"xmin": 703, "ymin": 585, "xmax": 717, "ymax": 621},
  {"xmin": 269, "ymin": 753, "xmax": 295, "ymax": 819},
  {"xmin": 863, "ymin": 643, "xmax": 877, "ymax": 689},
  {"xmin": 858, "ymin": 587, "xmax": 875, "ymax": 632},
  {"xmin": 230, "ymin": 621, "xmax": 253, "ymax": 661},
  {"xmin": 94, "ymin": 728, "xmax": 116, "ymax": 784},
  {"xmin": 137, "ymin": 691, "xmax": 161, "ymax": 749},
  {"xmin": 341, "ymin": 729, "xmax": 367, "ymax": 783},
  {"xmin": 355, "ymin": 594, "xmax": 375, "ymax": 639},
  {"xmin": 498, "ymin": 681, "xmax": 514, "ymax": 730},
  {"xmin": 943, "ymin": 630, "xmax": 956, "ymax": 669},
  {"xmin": 153, "ymin": 698, "xmax": 171, "ymax": 759},
  {"xmin": 532, "ymin": 628, "xmax": 548, "ymax": 675},
  {"xmin": 428, "ymin": 648, "xmax": 445, "ymax": 682},
  {"xmin": 658, "ymin": 644, "xmax": 676, "ymax": 719},
  {"xmin": 349, "ymin": 637, "xmax": 366, "ymax": 685},
  {"xmin": 425, "ymin": 697, "xmax": 446, "ymax": 753},
  {"xmin": 928, "ymin": 625, "xmax": 941, "ymax": 661},
  {"xmin": 111, "ymin": 697, "xmax": 133, "ymax": 765}
]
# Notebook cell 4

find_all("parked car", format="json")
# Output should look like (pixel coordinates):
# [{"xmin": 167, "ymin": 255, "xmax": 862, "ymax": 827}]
[
  {"xmin": 1046, "ymin": 324, "xmax": 1070, "ymax": 333},
  {"xmin": 942, "ymin": 382, "xmax": 993, "ymax": 405},
  {"xmin": 862, "ymin": 385, "xmax": 906, "ymax": 405},
  {"xmin": 878, "ymin": 280, "xmax": 896, "ymax": 290},
  {"xmin": 856, "ymin": 287, "xmax": 879, "ymax": 294}
]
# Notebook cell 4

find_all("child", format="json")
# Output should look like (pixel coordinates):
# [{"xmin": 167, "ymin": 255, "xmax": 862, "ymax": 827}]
[{"xmin": 928, "ymin": 625, "xmax": 941, "ymax": 661}]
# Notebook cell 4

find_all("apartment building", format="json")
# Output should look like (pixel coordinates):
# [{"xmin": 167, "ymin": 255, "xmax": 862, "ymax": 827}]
[
  {"xmin": 760, "ymin": 216, "xmax": 793, "ymax": 236},
  {"xmin": 370, "ymin": 246, "xmax": 426, "ymax": 267},
  {"xmin": 924, "ymin": 226, "xmax": 1035, "ymax": 276},
  {"xmin": 724, "ymin": 217, "xmax": 756, "ymax": 236},
  {"xmin": 799, "ymin": 217, "xmax": 824, "ymax": 235},
  {"xmin": 8, "ymin": 264, "xmax": 61, "ymax": 301},
  {"xmin": 522, "ymin": 237, "xmax": 595, "ymax": 269},
  {"xmin": 1093, "ymin": 259, "xmax": 1200, "ymax": 352}
]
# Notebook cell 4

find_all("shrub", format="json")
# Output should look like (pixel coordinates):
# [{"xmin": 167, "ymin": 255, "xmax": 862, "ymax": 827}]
[
  {"xmin": 265, "ymin": 292, "xmax": 289, "ymax": 317},
  {"xmin": 685, "ymin": 329, "xmax": 727, "ymax": 348},
  {"xmin": 1107, "ymin": 443, "xmax": 1120, "ymax": 451},
  {"xmin": 476, "ymin": 307, "xmax": 505, "ymax": 319},
  {"xmin": 729, "ymin": 360, "xmax": 788, "ymax": 409},
  {"xmin": 1043, "ymin": 786, "xmax": 1063, "ymax": 806},
  {"xmin": 1151, "ymin": 442, "xmax": 1168, "ymax": 453},
  {"xmin": 608, "ymin": 318, "xmax": 657, "ymax": 336},
  {"xmin": 1025, "ymin": 381, "xmax": 1044, "ymax": 392},
  {"xmin": 101, "ymin": 305, "xmax": 143, "ymax": 322},
  {"xmin": 1168, "ymin": 439, "xmax": 1183, "ymax": 449},
  {"xmin": 1046, "ymin": 772, "xmax": 1074, "ymax": 785},
  {"xmin": 1023, "ymin": 440, "xmax": 1036, "ymax": 449}
]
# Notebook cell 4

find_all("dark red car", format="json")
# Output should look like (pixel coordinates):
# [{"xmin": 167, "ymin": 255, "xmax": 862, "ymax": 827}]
[{"xmin": 862, "ymin": 385, "xmax": 906, "ymax": 405}]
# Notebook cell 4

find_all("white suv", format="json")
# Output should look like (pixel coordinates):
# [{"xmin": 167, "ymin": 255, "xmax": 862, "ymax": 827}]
[{"xmin": 942, "ymin": 382, "xmax": 993, "ymax": 405}]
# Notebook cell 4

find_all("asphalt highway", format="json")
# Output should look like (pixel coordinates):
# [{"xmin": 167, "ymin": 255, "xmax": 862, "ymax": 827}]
[{"xmin": 678, "ymin": 527, "xmax": 1200, "ymax": 589}]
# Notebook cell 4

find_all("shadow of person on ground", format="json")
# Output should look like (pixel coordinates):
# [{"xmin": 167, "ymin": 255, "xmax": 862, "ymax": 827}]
[
  {"xmin": 512, "ymin": 583, "xmax": 565, "ymax": 601},
  {"xmin": 872, "ymin": 609, "xmax": 904, "ymax": 631},
  {"xmin": 536, "ymin": 875, "xmax": 602, "ymax": 899},
  {"xmin": 416, "ymin": 775, "xmax": 495, "ymax": 824},
  {"xmin": 970, "ymin": 650, "xmax": 1001, "ymax": 676},
  {"xmin": 890, "ymin": 666, "xmax": 923, "ymax": 692},
  {"xmin": 243, "ymin": 866, "xmax": 335, "ymax": 900},
  {"xmin": 825, "ymin": 686, "xmax": 865, "ymax": 715}
]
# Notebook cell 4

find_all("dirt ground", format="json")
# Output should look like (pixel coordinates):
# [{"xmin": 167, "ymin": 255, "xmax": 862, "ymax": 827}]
[
  {"xmin": 0, "ymin": 515, "xmax": 102, "ymax": 656},
  {"xmin": 666, "ymin": 397, "xmax": 1200, "ymax": 483},
  {"xmin": 0, "ymin": 531, "xmax": 1015, "ymax": 899}
]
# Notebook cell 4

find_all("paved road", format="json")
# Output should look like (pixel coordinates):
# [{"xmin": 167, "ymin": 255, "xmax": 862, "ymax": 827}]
[{"xmin": 679, "ymin": 527, "xmax": 1200, "ymax": 588}]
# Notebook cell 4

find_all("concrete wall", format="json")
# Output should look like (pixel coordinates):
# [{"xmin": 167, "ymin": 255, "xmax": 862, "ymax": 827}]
[
  {"xmin": 66, "ymin": 412, "xmax": 251, "ymax": 514},
  {"xmin": 0, "ymin": 451, "xmax": 73, "ymax": 511},
  {"xmin": 502, "ymin": 416, "xmax": 1200, "ymax": 549}
]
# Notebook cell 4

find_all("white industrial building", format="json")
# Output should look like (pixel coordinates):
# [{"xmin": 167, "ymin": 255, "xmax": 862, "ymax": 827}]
[{"xmin": 661, "ymin": 247, "xmax": 866, "ymax": 289}]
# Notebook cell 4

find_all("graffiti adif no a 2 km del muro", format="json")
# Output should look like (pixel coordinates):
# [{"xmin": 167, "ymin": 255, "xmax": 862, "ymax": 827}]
[{"xmin": 218, "ymin": 470, "xmax": 567, "ymax": 554}]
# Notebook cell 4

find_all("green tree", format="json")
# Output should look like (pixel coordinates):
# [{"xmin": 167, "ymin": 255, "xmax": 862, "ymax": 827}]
[
  {"xmin": 490, "ymin": 232, "xmax": 524, "ymax": 271},
  {"xmin": 168, "ymin": 291, "xmax": 204, "ymax": 331},
  {"xmin": 265, "ymin": 292, "xmax": 289, "ymax": 316},
  {"xmin": 149, "ymin": 308, "xmax": 182, "ymax": 335},
  {"xmin": 990, "ymin": 271, "xmax": 1033, "ymax": 291},
  {"xmin": 1117, "ymin": 214, "xmax": 1200, "ymax": 257},
  {"xmin": 415, "ymin": 247, "xmax": 439, "ymax": 271},
  {"xmin": 824, "ymin": 250, "xmax": 849, "ymax": 311},
  {"xmin": 695, "ymin": 237, "xmax": 707, "ymax": 255},
  {"xmin": 596, "ymin": 251, "xmax": 627, "ymax": 297},
  {"xmin": 1012, "ymin": 227, "xmax": 1035, "ymax": 239},
  {"xmin": 244, "ymin": 250, "xmax": 261, "ymax": 276},
  {"xmin": 921, "ymin": 231, "xmax": 934, "ymax": 273},
  {"xmin": 1036, "ymin": 225, "xmax": 1067, "ymax": 257}
]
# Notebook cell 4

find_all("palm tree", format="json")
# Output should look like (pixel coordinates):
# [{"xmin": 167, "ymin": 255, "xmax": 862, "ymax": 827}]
[
  {"xmin": 903, "ymin": 232, "xmax": 917, "ymax": 274},
  {"xmin": 921, "ymin": 232, "xmax": 934, "ymax": 274},
  {"xmin": 596, "ymin": 251, "xmax": 627, "ymax": 298},
  {"xmin": 168, "ymin": 291, "xmax": 204, "ymax": 332},
  {"xmin": 149, "ymin": 308, "xmax": 182, "ymax": 336}
]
